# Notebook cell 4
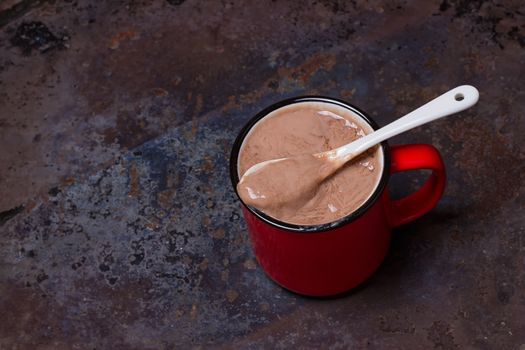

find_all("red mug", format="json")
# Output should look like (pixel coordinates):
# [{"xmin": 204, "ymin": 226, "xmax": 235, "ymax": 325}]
[{"xmin": 230, "ymin": 97, "xmax": 446, "ymax": 296}]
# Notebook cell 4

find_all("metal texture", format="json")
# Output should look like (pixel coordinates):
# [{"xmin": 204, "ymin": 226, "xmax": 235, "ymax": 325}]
[{"xmin": 0, "ymin": 0, "xmax": 524, "ymax": 349}]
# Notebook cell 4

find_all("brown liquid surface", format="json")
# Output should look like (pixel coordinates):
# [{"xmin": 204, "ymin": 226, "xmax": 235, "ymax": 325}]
[{"xmin": 237, "ymin": 102, "xmax": 382, "ymax": 226}]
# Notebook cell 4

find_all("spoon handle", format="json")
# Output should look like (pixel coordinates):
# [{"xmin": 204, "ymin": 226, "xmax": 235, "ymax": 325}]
[{"xmin": 337, "ymin": 85, "xmax": 479, "ymax": 160}]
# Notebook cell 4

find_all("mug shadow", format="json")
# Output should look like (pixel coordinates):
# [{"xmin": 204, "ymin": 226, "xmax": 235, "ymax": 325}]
[{"xmin": 277, "ymin": 274, "xmax": 377, "ymax": 301}]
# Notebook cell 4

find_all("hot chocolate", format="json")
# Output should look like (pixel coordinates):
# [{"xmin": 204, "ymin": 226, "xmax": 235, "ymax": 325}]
[{"xmin": 237, "ymin": 101, "xmax": 383, "ymax": 226}]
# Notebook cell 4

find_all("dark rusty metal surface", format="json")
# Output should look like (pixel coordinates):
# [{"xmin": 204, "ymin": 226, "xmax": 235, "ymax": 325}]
[{"xmin": 0, "ymin": 0, "xmax": 524, "ymax": 348}]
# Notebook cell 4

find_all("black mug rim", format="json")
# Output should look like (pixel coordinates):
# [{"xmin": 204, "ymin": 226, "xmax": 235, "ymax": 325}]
[{"xmin": 229, "ymin": 96, "xmax": 391, "ymax": 233}]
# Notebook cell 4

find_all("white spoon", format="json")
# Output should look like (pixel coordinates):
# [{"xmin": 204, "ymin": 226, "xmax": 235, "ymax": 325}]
[
  {"xmin": 318, "ymin": 84, "xmax": 479, "ymax": 167},
  {"xmin": 238, "ymin": 85, "xmax": 479, "ymax": 211}
]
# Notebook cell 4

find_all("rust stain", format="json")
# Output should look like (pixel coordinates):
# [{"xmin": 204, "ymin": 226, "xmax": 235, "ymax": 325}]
[
  {"xmin": 259, "ymin": 302, "xmax": 270, "ymax": 312},
  {"xmin": 24, "ymin": 199, "xmax": 37, "ymax": 212},
  {"xmin": 61, "ymin": 176, "xmax": 75, "ymax": 186},
  {"xmin": 183, "ymin": 93, "xmax": 204, "ymax": 139},
  {"xmin": 202, "ymin": 216, "xmax": 211, "ymax": 227},
  {"xmin": 353, "ymin": 3, "xmax": 434, "ymax": 45},
  {"xmin": 198, "ymin": 183, "xmax": 214, "ymax": 195},
  {"xmin": 0, "ymin": 284, "xmax": 69, "ymax": 348},
  {"xmin": 462, "ymin": 51, "xmax": 485, "ymax": 76},
  {"xmin": 226, "ymin": 289, "xmax": 239, "ymax": 303},
  {"xmin": 152, "ymin": 87, "xmax": 169, "ymax": 97},
  {"xmin": 223, "ymin": 53, "xmax": 338, "ymax": 113},
  {"xmin": 103, "ymin": 110, "xmax": 156, "ymax": 149},
  {"xmin": 182, "ymin": 255, "xmax": 192, "ymax": 265},
  {"xmin": 236, "ymin": 84, "xmax": 271, "ymax": 107},
  {"xmin": 198, "ymin": 258, "xmax": 209, "ymax": 272},
  {"xmin": 388, "ymin": 87, "xmax": 436, "ymax": 115},
  {"xmin": 191, "ymin": 94, "xmax": 204, "ymax": 137},
  {"xmin": 129, "ymin": 162, "xmax": 140, "ymax": 198},
  {"xmin": 233, "ymin": 233, "xmax": 244, "ymax": 246},
  {"xmin": 221, "ymin": 95, "xmax": 240, "ymax": 113},
  {"xmin": 211, "ymin": 228, "xmax": 225, "ymax": 239},
  {"xmin": 145, "ymin": 216, "xmax": 160, "ymax": 230},
  {"xmin": 81, "ymin": 278, "xmax": 156, "ymax": 323},
  {"xmin": 166, "ymin": 170, "xmax": 184, "ymax": 189},
  {"xmin": 220, "ymin": 269, "xmax": 229, "ymax": 282},
  {"xmin": 200, "ymin": 156, "xmax": 214, "ymax": 173},
  {"xmin": 243, "ymin": 259, "xmax": 257, "ymax": 270},
  {"xmin": 424, "ymin": 57, "xmax": 439, "ymax": 69},
  {"xmin": 278, "ymin": 52, "xmax": 337, "ymax": 84},
  {"xmin": 341, "ymin": 88, "xmax": 357, "ymax": 100},
  {"xmin": 223, "ymin": 307, "xmax": 315, "ymax": 349},
  {"xmin": 190, "ymin": 304, "xmax": 198, "ymax": 319},
  {"xmin": 223, "ymin": 302, "xmax": 334, "ymax": 349},
  {"xmin": 108, "ymin": 29, "xmax": 140, "ymax": 50},
  {"xmin": 157, "ymin": 189, "xmax": 174, "ymax": 210}
]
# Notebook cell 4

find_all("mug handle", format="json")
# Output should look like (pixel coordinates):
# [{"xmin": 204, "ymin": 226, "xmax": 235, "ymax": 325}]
[{"xmin": 388, "ymin": 144, "xmax": 446, "ymax": 227}]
